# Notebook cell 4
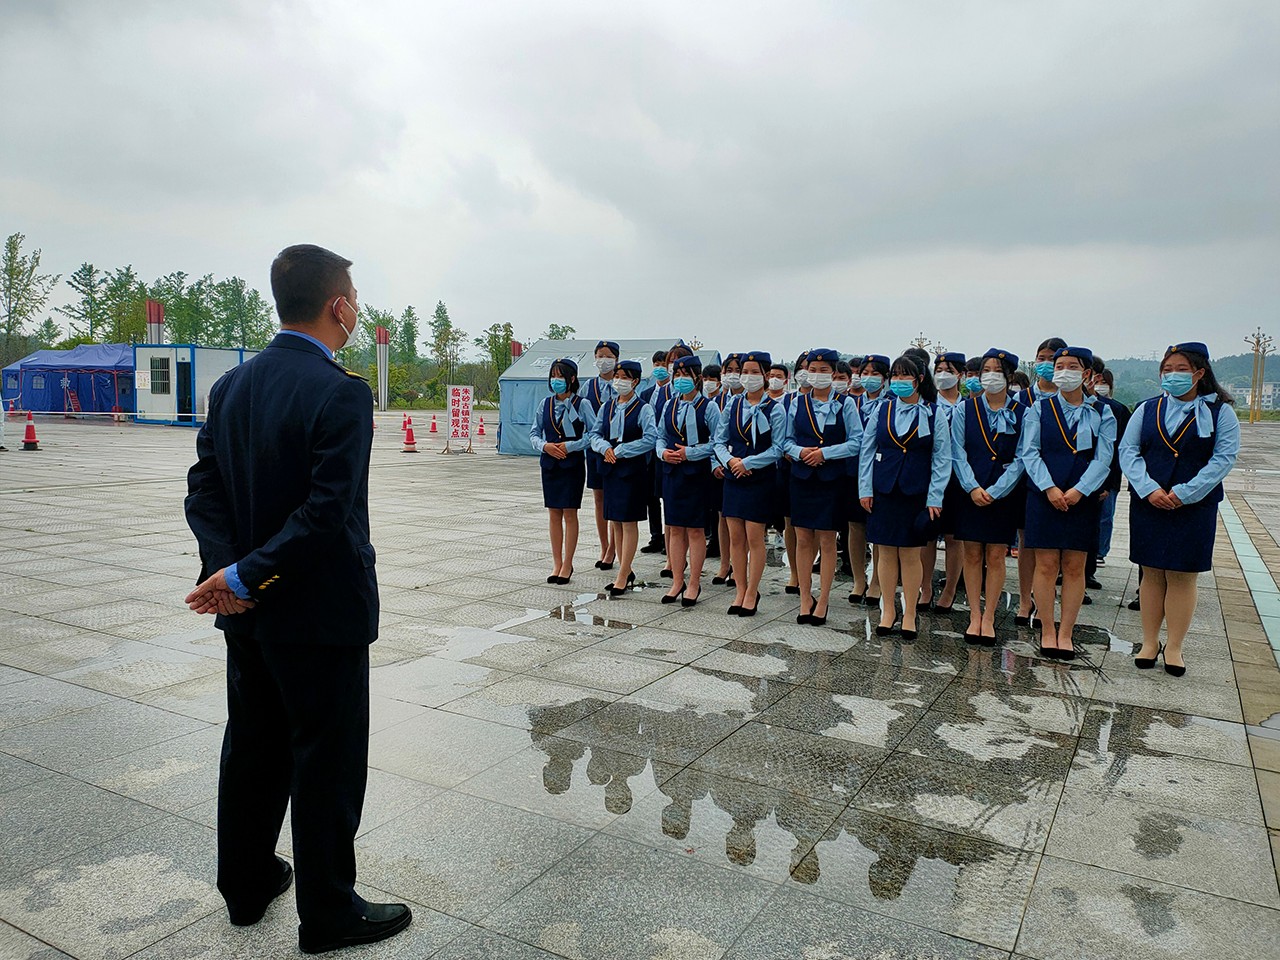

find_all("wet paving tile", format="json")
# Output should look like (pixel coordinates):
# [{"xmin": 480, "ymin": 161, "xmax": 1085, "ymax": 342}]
[
  {"xmin": 429, "ymin": 927, "xmax": 564, "ymax": 960},
  {"xmin": 556, "ymin": 695, "xmax": 748, "ymax": 767},
  {"xmin": 792, "ymin": 807, "xmax": 1040, "ymax": 950},
  {"xmin": 356, "ymin": 791, "xmax": 592, "ymax": 922},
  {"xmin": 69, "ymin": 724, "xmax": 224, "ymax": 814},
  {"xmin": 690, "ymin": 720, "xmax": 887, "ymax": 806},
  {"xmin": 0, "ymin": 921, "xmax": 75, "ymax": 959},
  {"xmin": 1088, "ymin": 655, "xmax": 1245, "ymax": 723},
  {"xmin": 897, "ymin": 709, "xmax": 1078, "ymax": 781},
  {"xmin": 931, "ymin": 679, "xmax": 1092, "ymax": 736},
  {"xmin": 1079, "ymin": 701, "xmax": 1252, "ymax": 766},
  {"xmin": 807, "ymin": 653, "xmax": 956, "ymax": 701},
  {"xmin": 1016, "ymin": 855, "xmax": 1280, "ymax": 960},
  {"xmin": 757, "ymin": 683, "xmax": 932, "ymax": 750},
  {"xmin": 723, "ymin": 887, "xmax": 1008, "ymax": 960},
  {"xmin": 483, "ymin": 832, "xmax": 777, "ymax": 959},
  {"xmin": 605, "ymin": 767, "xmax": 846, "ymax": 882},
  {"xmin": 440, "ymin": 675, "xmax": 618, "ymax": 733},
  {"xmin": 0, "ymin": 675, "xmax": 115, "ymax": 731},
  {"xmin": 633, "ymin": 666, "xmax": 795, "ymax": 719},
  {"xmin": 530, "ymin": 648, "xmax": 679, "ymax": 695},
  {"xmin": 0, "ymin": 815, "xmax": 220, "ymax": 960},
  {"xmin": 370, "ymin": 655, "xmax": 511, "ymax": 708},
  {"xmin": 1045, "ymin": 786, "xmax": 1280, "ymax": 907},
  {"xmin": 591, "ymin": 626, "xmax": 726, "ymax": 665},
  {"xmin": 687, "ymin": 638, "xmax": 844, "ymax": 683},
  {"xmin": 134, "ymin": 672, "xmax": 228, "ymax": 724},
  {"xmin": 853, "ymin": 752, "xmax": 1065, "ymax": 852},
  {"xmin": 0, "ymin": 751, "xmax": 56, "ymax": 795},
  {"xmin": 367, "ymin": 709, "xmax": 531, "ymax": 787}
]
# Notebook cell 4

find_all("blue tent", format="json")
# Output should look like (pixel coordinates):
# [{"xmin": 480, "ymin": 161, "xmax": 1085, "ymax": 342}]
[
  {"xmin": 1, "ymin": 344, "xmax": 135, "ymax": 413},
  {"xmin": 497, "ymin": 338, "xmax": 721, "ymax": 456}
]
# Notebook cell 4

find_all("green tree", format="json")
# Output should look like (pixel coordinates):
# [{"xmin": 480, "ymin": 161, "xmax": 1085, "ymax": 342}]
[
  {"xmin": 212, "ymin": 276, "xmax": 275, "ymax": 349},
  {"xmin": 544, "ymin": 323, "xmax": 575, "ymax": 340},
  {"xmin": 0, "ymin": 232, "xmax": 60, "ymax": 355},
  {"xmin": 102, "ymin": 266, "xmax": 147, "ymax": 344},
  {"xmin": 396, "ymin": 305, "xmax": 420, "ymax": 364},
  {"xmin": 32, "ymin": 317, "xmax": 63, "ymax": 348},
  {"xmin": 56, "ymin": 262, "xmax": 107, "ymax": 340},
  {"xmin": 428, "ymin": 300, "xmax": 466, "ymax": 385},
  {"xmin": 474, "ymin": 322, "xmax": 515, "ymax": 378}
]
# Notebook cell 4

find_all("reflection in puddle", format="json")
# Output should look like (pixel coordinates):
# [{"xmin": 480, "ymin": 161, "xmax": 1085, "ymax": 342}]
[{"xmin": 492, "ymin": 591, "xmax": 639, "ymax": 633}]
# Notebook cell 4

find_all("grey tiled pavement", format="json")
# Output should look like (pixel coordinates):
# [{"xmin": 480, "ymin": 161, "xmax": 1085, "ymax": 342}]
[{"xmin": 2, "ymin": 415, "xmax": 1280, "ymax": 959}]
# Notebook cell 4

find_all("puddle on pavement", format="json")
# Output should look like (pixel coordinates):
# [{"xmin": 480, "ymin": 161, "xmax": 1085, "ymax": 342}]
[{"xmin": 492, "ymin": 591, "xmax": 639, "ymax": 632}]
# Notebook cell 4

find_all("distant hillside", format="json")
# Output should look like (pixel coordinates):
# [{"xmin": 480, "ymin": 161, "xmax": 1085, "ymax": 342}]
[{"xmin": 1102, "ymin": 353, "xmax": 1257, "ymax": 408}]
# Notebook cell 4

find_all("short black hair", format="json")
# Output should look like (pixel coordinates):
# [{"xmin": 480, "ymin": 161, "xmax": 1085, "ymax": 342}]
[
  {"xmin": 964, "ymin": 357, "xmax": 982, "ymax": 374},
  {"xmin": 835, "ymin": 360, "xmax": 853, "ymax": 376},
  {"xmin": 1090, "ymin": 356, "xmax": 1106, "ymax": 374},
  {"xmin": 270, "ymin": 244, "xmax": 353, "ymax": 325},
  {"xmin": 652, "ymin": 350, "xmax": 668, "ymax": 363},
  {"xmin": 769, "ymin": 362, "xmax": 790, "ymax": 377},
  {"xmin": 1037, "ymin": 336, "xmax": 1067, "ymax": 356},
  {"xmin": 703, "ymin": 364, "xmax": 722, "ymax": 379}
]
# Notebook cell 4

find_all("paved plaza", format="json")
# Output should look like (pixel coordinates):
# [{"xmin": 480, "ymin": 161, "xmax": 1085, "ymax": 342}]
[{"xmin": 2, "ymin": 415, "xmax": 1280, "ymax": 960}]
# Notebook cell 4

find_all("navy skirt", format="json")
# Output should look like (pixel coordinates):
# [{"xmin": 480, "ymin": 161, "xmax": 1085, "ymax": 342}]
[
  {"xmin": 1129, "ymin": 495, "xmax": 1218, "ymax": 573},
  {"xmin": 722, "ymin": 465, "xmax": 777, "ymax": 524},
  {"xmin": 790, "ymin": 475, "xmax": 845, "ymax": 532},
  {"xmin": 844, "ymin": 473, "xmax": 867, "ymax": 525},
  {"xmin": 603, "ymin": 462, "xmax": 650, "ymax": 523},
  {"xmin": 542, "ymin": 458, "xmax": 585, "ymax": 510},
  {"xmin": 952, "ymin": 487, "xmax": 1021, "ymax": 545},
  {"xmin": 866, "ymin": 488, "xmax": 931, "ymax": 548},
  {"xmin": 776, "ymin": 461, "xmax": 792, "ymax": 520},
  {"xmin": 939, "ymin": 479, "xmax": 966, "ymax": 537},
  {"xmin": 1023, "ymin": 488, "xmax": 1101, "ymax": 553},
  {"xmin": 662, "ymin": 466, "xmax": 712, "ymax": 528},
  {"xmin": 586, "ymin": 449, "xmax": 605, "ymax": 491}
]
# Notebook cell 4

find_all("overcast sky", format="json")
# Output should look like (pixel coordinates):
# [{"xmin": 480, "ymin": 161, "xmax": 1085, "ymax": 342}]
[{"xmin": 2, "ymin": 0, "xmax": 1277, "ymax": 362}]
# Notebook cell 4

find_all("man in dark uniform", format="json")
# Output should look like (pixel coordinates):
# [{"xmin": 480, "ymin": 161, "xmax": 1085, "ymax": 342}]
[{"xmin": 184, "ymin": 244, "xmax": 411, "ymax": 954}]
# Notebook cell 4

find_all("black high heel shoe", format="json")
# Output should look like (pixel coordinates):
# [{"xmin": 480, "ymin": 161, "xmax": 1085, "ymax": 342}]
[
  {"xmin": 1058, "ymin": 644, "xmax": 1077, "ymax": 661},
  {"xmin": 809, "ymin": 603, "xmax": 829, "ymax": 627},
  {"xmin": 595, "ymin": 560, "xmax": 614, "ymax": 571},
  {"xmin": 875, "ymin": 625, "xmax": 895, "ymax": 637},
  {"xmin": 553, "ymin": 567, "xmax": 574, "ymax": 585},
  {"xmin": 606, "ymin": 572, "xmax": 635, "ymax": 596},
  {"xmin": 964, "ymin": 631, "xmax": 982, "ymax": 645},
  {"xmin": 726, "ymin": 604, "xmax": 743, "ymax": 616},
  {"xmin": 660, "ymin": 568, "xmax": 674, "ymax": 579},
  {"xmin": 547, "ymin": 573, "xmax": 559, "ymax": 584},
  {"xmin": 681, "ymin": 585, "xmax": 701, "ymax": 608},
  {"xmin": 785, "ymin": 585, "xmax": 801, "ymax": 595},
  {"xmin": 798, "ymin": 594, "xmax": 817, "ymax": 625},
  {"xmin": 1134, "ymin": 644, "xmax": 1162, "ymax": 669},
  {"xmin": 1161, "ymin": 648, "xmax": 1186, "ymax": 677},
  {"xmin": 661, "ymin": 583, "xmax": 686, "ymax": 605},
  {"xmin": 848, "ymin": 589, "xmax": 866, "ymax": 605},
  {"xmin": 712, "ymin": 573, "xmax": 731, "ymax": 586},
  {"xmin": 738, "ymin": 593, "xmax": 760, "ymax": 617}
]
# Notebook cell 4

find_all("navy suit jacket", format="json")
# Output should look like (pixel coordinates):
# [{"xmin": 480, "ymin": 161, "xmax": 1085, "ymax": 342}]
[{"xmin": 185, "ymin": 332, "xmax": 377, "ymax": 645}]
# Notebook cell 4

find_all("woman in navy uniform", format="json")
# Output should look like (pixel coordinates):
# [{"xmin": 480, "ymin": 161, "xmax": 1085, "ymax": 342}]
[
  {"xmin": 1019, "ymin": 346, "xmax": 1116, "ymax": 659},
  {"xmin": 580, "ymin": 340, "xmax": 620, "ymax": 570},
  {"xmin": 950, "ymin": 348, "xmax": 1027, "ymax": 644},
  {"xmin": 858, "ymin": 355, "xmax": 952, "ymax": 639},
  {"xmin": 1119, "ymin": 343, "xmax": 1240, "ymax": 676},
  {"xmin": 783, "ymin": 348, "xmax": 863, "ymax": 625},
  {"xmin": 589, "ymin": 360, "xmax": 659, "ymax": 596},
  {"xmin": 834, "ymin": 360, "xmax": 870, "ymax": 603},
  {"xmin": 713, "ymin": 350, "xmax": 786, "ymax": 617},
  {"xmin": 710, "ymin": 353, "xmax": 743, "ymax": 586},
  {"xmin": 656, "ymin": 355, "xmax": 722, "ymax": 607},
  {"xmin": 925, "ymin": 351, "xmax": 966, "ymax": 612},
  {"xmin": 852, "ymin": 354, "xmax": 891, "ymax": 606},
  {"xmin": 531, "ymin": 359, "xmax": 595, "ymax": 585},
  {"xmin": 769, "ymin": 360, "xmax": 802, "ymax": 596}
]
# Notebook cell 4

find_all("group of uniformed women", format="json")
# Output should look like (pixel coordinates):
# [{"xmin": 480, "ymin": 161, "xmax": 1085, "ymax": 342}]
[{"xmin": 530, "ymin": 339, "xmax": 1239, "ymax": 676}]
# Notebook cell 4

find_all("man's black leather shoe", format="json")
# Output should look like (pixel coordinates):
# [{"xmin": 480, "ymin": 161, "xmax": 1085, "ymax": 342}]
[
  {"xmin": 299, "ymin": 902, "xmax": 412, "ymax": 954},
  {"xmin": 227, "ymin": 857, "xmax": 293, "ymax": 926}
]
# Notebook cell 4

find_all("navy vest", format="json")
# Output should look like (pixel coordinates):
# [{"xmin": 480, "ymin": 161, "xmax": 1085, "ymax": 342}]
[
  {"xmin": 1038, "ymin": 396, "xmax": 1098, "ymax": 490},
  {"xmin": 963, "ymin": 396, "xmax": 1025, "ymax": 489},
  {"xmin": 724, "ymin": 395, "xmax": 777, "ymax": 460},
  {"xmin": 598, "ymin": 396, "xmax": 647, "ymax": 477},
  {"xmin": 791, "ymin": 393, "xmax": 855, "ymax": 480},
  {"xmin": 539, "ymin": 396, "xmax": 585, "ymax": 471},
  {"xmin": 872, "ymin": 400, "xmax": 934, "ymax": 496},
  {"xmin": 1137, "ymin": 396, "xmax": 1224, "ymax": 502},
  {"xmin": 660, "ymin": 396, "xmax": 711, "ymax": 475}
]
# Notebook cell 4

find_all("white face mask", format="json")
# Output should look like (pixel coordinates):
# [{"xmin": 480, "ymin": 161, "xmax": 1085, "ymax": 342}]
[
  {"xmin": 722, "ymin": 372, "xmax": 742, "ymax": 389},
  {"xmin": 1009, "ymin": 385, "xmax": 1022, "ymax": 394},
  {"xmin": 767, "ymin": 377, "xmax": 785, "ymax": 392},
  {"xmin": 832, "ymin": 379, "xmax": 850, "ymax": 394},
  {"xmin": 595, "ymin": 356, "xmax": 616, "ymax": 374},
  {"xmin": 740, "ymin": 373, "xmax": 765, "ymax": 393},
  {"xmin": 809, "ymin": 372, "xmax": 833, "ymax": 390},
  {"xmin": 1094, "ymin": 383, "xmax": 1111, "ymax": 397},
  {"xmin": 980, "ymin": 372, "xmax": 1007, "ymax": 394},
  {"xmin": 614, "ymin": 378, "xmax": 634, "ymax": 397},
  {"xmin": 934, "ymin": 371, "xmax": 959, "ymax": 391},
  {"xmin": 1053, "ymin": 369, "xmax": 1084, "ymax": 392},
  {"xmin": 335, "ymin": 297, "xmax": 358, "ymax": 350},
  {"xmin": 795, "ymin": 369, "xmax": 810, "ymax": 387},
  {"xmin": 703, "ymin": 381, "xmax": 720, "ymax": 397}
]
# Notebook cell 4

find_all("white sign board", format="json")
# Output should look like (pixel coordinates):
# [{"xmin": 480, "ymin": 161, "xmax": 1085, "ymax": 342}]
[{"xmin": 448, "ymin": 385, "xmax": 473, "ymax": 440}]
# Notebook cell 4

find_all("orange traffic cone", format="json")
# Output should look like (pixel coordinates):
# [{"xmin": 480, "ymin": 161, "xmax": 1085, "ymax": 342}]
[
  {"xmin": 21, "ymin": 411, "xmax": 39, "ymax": 451},
  {"xmin": 6, "ymin": 399, "xmax": 14, "ymax": 419},
  {"xmin": 478, "ymin": 417, "xmax": 486, "ymax": 437},
  {"xmin": 401, "ymin": 424, "xmax": 419, "ymax": 453},
  {"xmin": 429, "ymin": 414, "xmax": 438, "ymax": 434},
  {"xmin": 401, "ymin": 414, "xmax": 409, "ymax": 431}
]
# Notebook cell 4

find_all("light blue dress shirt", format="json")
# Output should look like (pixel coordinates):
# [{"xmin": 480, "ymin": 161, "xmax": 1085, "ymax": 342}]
[
  {"xmin": 858, "ymin": 400, "xmax": 953, "ymax": 507},
  {"xmin": 529, "ymin": 394, "xmax": 598, "ymax": 454},
  {"xmin": 781, "ymin": 392, "xmax": 864, "ymax": 462},
  {"xmin": 588, "ymin": 396, "xmax": 658, "ymax": 459},
  {"xmin": 1018, "ymin": 395, "xmax": 1116, "ymax": 496},
  {"xmin": 1119, "ymin": 392, "xmax": 1240, "ymax": 504},
  {"xmin": 278, "ymin": 328, "xmax": 334, "ymax": 359},
  {"xmin": 713, "ymin": 395, "xmax": 787, "ymax": 470},
  {"xmin": 578, "ymin": 376, "xmax": 616, "ymax": 408},
  {"xmin": 949, "ymin": 395, "xmax": 1026, "ymax": 499},
  {"xmin": 655, "ymin": 396, "xmax": 723, "ymax": 462}
]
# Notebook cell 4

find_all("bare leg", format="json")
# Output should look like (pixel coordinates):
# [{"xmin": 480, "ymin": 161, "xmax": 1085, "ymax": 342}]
[
  {"xmin": 816, "ymin": 529, "xmax": 838, "ymax": 615},
  {"xmin": 784, "ymin": 519, "xmax": 799, "ymax": 588},
  {"xmin": 563, "ymin": 509, "xmax": 579, "ymax": 577},
  {"xmin": 981, "ymin": 543, "xmax": 1007, "ymax": 636},
  {"xmin": 666, "ymin": 527, "xmax": 689, "ymax": 598},
  {"xmin": 939, "ymin": 535, "xmax": 962, "ymax": 607},
  {"xmin": 548, "ymin": 508, "xmax": 565, "ymax": 577},
  {"xmin": 727, "ymin": 517, "xmax": 748, "ymax": 607},
  {"xmin": 868, "ymin": 544, "xmax": 883, "ymax": 601},
  {"xmin": 795, "ymin": 527, "xmax": 816, "ymax": 614},
  {"xmin": 745, "ymin": 521, "xmax": 768, "ymax": 607},
  {"xmin": 847, "ymin": 522, "xmax": 869, "ymax": 595},
  {"xmin": 686, "ymin": 526, "xmax": 707, "ymax": 600},
  {"xmin": 876, "ymin": 546, "xmax": 900, "ymax": 629},
  {"xmin": 1017, "ymin": 530, "xmax": 1035, "ymax": 618},
  {"xmin": 920, "ymin": 540, "xmax": 937, "ymax": 605},
  {"xmin": 718, "ymin": 513, "xmax": 732, "ymax": 580},
  {"xmin": 614, "ymin": 522, "xmax": 640, "ymax": 590},
  {"xmin": 900, "ymin": 545, "xmax": 924, "ymax": 632},
  {"xmin": 594, "ymin": 489, "xmax": 613, "ymax": 563},
  {"xmin": 1033, "ymin": 549, "xmax": 1061, "ymax": 649},
  {"xmin": 1138, "ymin": 565, "xmax": 1167, "ymax": 661},
  {"xmin": 1057, "ymin": 550, "xmax": 1087, "ymax": 654},
  {"xmin": 962, "ymin": 541, "xmax": 985, "ymax": 634},
  {"xmin": 1161, "ymin": 570, "xmax": 1198, "ymax": 668}
]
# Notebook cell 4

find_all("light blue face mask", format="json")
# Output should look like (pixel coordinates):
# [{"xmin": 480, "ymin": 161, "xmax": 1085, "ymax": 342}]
[
  {"xmin": 861, "ymin": 375, "xmax": 884, "ymax": 393},
  {"xmin": 965, "ymin": 377, "xmax": 981, "ymax": 393},
  {"xmin": 550, "ymin": 377, "xmax": 567, "ymax": 394},
  {"xmin": 653, "ymin": 366, "xmax": 670, "ymax": 383},
  {"xmin": 673, "ymin": 376, "xmax": 696, "ymax": 395},
  {"xmin": 889, "ymin": 379, "xmax": 916, "ymax": 398},
  {"xmin": 1161, "ymin": 372, "xmax": 1196, "ymax": 397},
  {"xmin": 1035, "ymin": 361, "xmax": 1055, "ymax": 380}
]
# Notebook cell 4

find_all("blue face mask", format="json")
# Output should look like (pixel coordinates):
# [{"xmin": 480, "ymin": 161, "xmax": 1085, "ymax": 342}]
[
  {"xmin": 861, "ymin": 375, "xmax": 884, "ymax": 393},
  {"xmin": 673, "ymin": 376, "xmax": 695, "ymax": 395},
  {"xmin": 889, "ymin": 379, "xmax": 916, "ymax": 398},
  {"xmin": 653, "ymin": 366, "xmax": 670, "ymax": 383},
  {"xmin": 1035, "ymin": 361, "xmax": 1055, "ymax": 380},
  {"xmin": 965, "ymin": 377, "xmax": 981, "ymax": 393},
  {"xmin": 550, "ymin": 377, "xmax": 567, "ymax": 394},
  {"xmin": 1162, "ymin": 372, "xmax": 1196, "ymax": 397}
]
